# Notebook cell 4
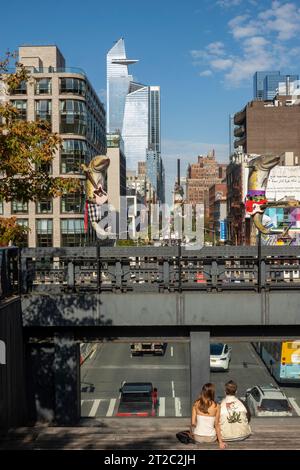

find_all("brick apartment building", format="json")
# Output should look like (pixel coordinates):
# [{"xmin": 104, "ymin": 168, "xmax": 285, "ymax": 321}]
[{"xmin": 185, "ymin": 151, "xmax": 227, "ymax": 219}]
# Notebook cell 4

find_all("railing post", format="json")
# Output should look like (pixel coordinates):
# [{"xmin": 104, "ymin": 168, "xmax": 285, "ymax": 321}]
[
  {"xmin": 67, "ymin": 261, "xmax": 75, "ymax": 289},
  {"xmin": 258, "ymin": 231, "xmax": 262, "ymax": 292},
  {"xmin": 178, "ymin": 239, "xmax": 182, "ymax": 292},
  {"xmin": 97, "ymin": 241, "xmax": 101, "ymax": 294}
]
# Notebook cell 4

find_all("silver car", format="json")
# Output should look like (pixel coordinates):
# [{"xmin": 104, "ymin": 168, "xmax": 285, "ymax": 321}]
[{"xmin": 245, "ymin": 385, "xmax": 293, "ymax": 417}]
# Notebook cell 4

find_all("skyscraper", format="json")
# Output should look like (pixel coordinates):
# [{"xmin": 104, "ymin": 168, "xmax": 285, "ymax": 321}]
[
  {"xmin": 106, "ymin": 38, "xmax": 138, "ymax": 133},
  {"xmin": 253, "ymin": 71, "xmax": 299, "ymax": 100},
  {"xmin": 107, "ymin": 39, "xmax": 164, "ymax": 201}
]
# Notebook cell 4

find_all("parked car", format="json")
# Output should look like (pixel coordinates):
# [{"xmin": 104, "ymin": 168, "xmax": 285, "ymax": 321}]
[
  {"xmin": 117, "ymin": 382, "xmax": 158, "ymax": 417},
  {"xmin": 210, "ymin": 343, "xmax": 232, "ymax": 371},
  {"xmin": 245, "ymin": 385, "xmax": 293, "ymax": 417}
]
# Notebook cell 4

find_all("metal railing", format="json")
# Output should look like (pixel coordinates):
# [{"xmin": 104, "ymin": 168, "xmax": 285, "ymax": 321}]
[{"xmin": 19, "ymin": 246, "xmax": 300, "ymax": 294}]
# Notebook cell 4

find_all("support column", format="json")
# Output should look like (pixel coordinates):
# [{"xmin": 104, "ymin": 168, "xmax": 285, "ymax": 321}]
[
  {"xmin": 190, "ymin": 331, "xmax": 210, "ymax": 406},
  {"xmin": 54, "ymin": 333, "xmax": 80, "ymax": 425}
]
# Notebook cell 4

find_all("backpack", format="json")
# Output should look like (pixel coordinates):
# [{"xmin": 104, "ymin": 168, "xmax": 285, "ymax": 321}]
[{"xmin": 176, "ymin": 431, "xmax": 195, "ymax": 445}]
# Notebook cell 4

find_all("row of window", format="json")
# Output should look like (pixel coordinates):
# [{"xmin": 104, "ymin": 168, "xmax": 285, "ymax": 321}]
[
  {"xmin": 12, "ymin": 78, "xmax": 86, "ymax": 97},
  {"xmin": 16, "ymin": 219, "xmax": 85, "ymax": 247},
  {"xmin": 11, "ymin": 99, "xmax": 104, "ymax": 144},
  {"xmin": 10, "ymin": 193, "xmax": 84, "ymax": 214}
]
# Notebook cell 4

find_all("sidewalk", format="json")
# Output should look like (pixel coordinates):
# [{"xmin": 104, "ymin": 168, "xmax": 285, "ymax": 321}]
[{"xmin": 1, "ymin": 418, "xmax": 300, "ymax": 450}]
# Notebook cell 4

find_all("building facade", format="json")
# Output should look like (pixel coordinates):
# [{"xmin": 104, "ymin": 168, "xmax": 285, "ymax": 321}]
[
  {"xmin": 185, "ymin": 151, "xmax": 227, "ymax": 219},
  {"xmin": 208, "ymin": 183, "xmax": 227, "ymax": 243},
  {"xmin": 253, "ymin": 71, "xmax": 299, "ymax": 101},
  {"xmin": 234, "ymin": 95, "xmax": 300, "ymax": 157},
  {"xmin": 2, "ymin": 45, "xmax": 106, "ymax": 247}
]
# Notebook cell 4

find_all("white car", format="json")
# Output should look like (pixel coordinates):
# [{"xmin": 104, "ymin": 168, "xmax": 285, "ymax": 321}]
[
  {"xmin": 210, "ymin": 343, "xmax": 232, "ymax": 371},
  {"xmin": 245, "ymin": 385, "xmax": 293, "ymax": 417}
]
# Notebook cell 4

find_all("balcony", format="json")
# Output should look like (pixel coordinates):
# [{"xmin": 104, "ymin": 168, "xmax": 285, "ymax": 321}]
[
  {"xmin": 234, "ymin": 136, "xmax": 246, "ymax": 149},
  {"xmin": 234, "ymin": 108, "xmax": 246, "ymax": 125},
  {"xmin": 234, "ymin": 126, "xmax": 245, "ymax": 138}
]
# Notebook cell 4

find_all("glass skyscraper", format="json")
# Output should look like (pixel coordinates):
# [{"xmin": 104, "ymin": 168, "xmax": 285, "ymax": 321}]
[
  {"xmin": 106, "ymin": 38, "xmax": 138, "ymax": 133},
  {"xmin": 253, "ymin": 71, "xmax": 299, "ymax": 100}
]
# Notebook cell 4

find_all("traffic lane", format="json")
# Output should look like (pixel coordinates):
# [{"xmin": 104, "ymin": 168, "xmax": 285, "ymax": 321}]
[
  {"xmin": 211, "ymin": 343, "xmax": 278, "ymax": 399},
  {"xmin": 81, "ymin": 342, "xmax": 190, "ymax": 400}
]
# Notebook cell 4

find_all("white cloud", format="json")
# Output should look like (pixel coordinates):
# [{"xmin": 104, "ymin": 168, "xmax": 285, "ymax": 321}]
[
  {"xmin": 216, "ymin": 0, "xmax": 242, "ymax": 7},
  {"xmin": 192, "ymin": 1, "xmax": 300, "ymax": 88},
  {"xmin": 206, "ymin": 41, "xmax": 226, "ymax": 56},
  {"xmin": 199, "ymin": 70, "xmax": 213, "ymax": 76},
  {"xmin": 211, "ymin": 58, "xmax": 233, "ymax": 70}
]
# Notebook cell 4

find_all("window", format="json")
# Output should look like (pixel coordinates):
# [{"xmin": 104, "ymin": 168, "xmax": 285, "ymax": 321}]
[
  {"xmin": 10, "ymin": 100, "xmax": 27, "ymax": 120},
  {"xmin": 60, "ymin": 100, "xmax": 87, "ymax": 135},
  {"xmin": 35, "ymin": 100, "xmax": 52, "ymax": 123},
  {"xmin": 61, "ymin": 192, "xmax": 83, "ymax": 213},
  {"xmin": 36, "ymin": 219, "xmax": 53, "ymax": 247},
  {"xmin": 35, "ymin": 78, "xmax": 52, "ymax": 95},
  {"xmin": 60, "ymin": 139, "xmax": 88, "ymax": 174},
  {"xmin": 10, "ymin": 80, "xmax": 27, "ymax": 95},
  {"xmin": 61, "ymin": 219, "xmax": 85, "ymax": 246},
  {"xmin": 36, "ymin": 199, "xmax": 52, "ymax": 214},
  {"xmin": 16, "ymin": 219, "xmax": 29, "ymax": 247},
  {"xmin": 60, "ymin": 78, "xmax": 86, "ymax": 96},
  {"xmin": 12, "ymin": 200, "xmax": 28, "ymax": 214}
]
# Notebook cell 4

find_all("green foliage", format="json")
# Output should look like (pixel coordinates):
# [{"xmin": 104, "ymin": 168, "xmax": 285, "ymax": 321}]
[{"xmin": 0, "ymin": 51, "xmax": 81, "ymax": 245}]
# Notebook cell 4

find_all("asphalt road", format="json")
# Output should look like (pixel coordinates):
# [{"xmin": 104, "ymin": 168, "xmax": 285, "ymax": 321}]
[{"xmin": 80, "ymin": 342, "xmax": 300, "ymax": 418}]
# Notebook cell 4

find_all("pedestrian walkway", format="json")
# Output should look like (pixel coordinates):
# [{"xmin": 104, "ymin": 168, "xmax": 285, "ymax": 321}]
[
  {"xmin": 81, "ymin": 397, "xmax": 189, "ymax": 417},
  {"xmin": 1, "ymin": 418, "xmax": 300, "ymax": 450}
]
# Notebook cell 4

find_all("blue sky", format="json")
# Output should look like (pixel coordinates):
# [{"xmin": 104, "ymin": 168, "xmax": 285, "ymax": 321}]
[{"xmin": 1, "ymin": 0, "xmax": 300, "ymax": 201}]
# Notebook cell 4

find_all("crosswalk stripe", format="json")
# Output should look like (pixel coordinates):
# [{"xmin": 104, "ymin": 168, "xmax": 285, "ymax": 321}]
[
  {"xmin": 289, "ymin": 397, "xmax": 300, "ymax": 416},
  {"xmin": 88, "ymin": 399, "xmax": 101, "ymax": 417},
  {"xmin": 175, "ymin": 397, "xmax": 182, "ymax": 416},
  {"xmin": 81, "ymin": 400, "xmax": 84, "ymax": 406},
  {"xmin": 159, "ymin": 397, "xmax": 165, "ymax": 417},
  {"xmin": 106, "ymin": 398, "xmax": 116, "ymax": 417}
]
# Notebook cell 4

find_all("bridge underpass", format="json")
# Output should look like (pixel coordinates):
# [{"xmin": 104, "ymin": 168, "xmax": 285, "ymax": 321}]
[{"xmin": 2, "ymin": 246, "xmax": 300, "ymax": 431}]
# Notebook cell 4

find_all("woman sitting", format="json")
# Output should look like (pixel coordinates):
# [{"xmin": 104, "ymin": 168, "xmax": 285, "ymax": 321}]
[{"xmin": 191, "ymin": 383, "xmax": 226, "ymax": 449}]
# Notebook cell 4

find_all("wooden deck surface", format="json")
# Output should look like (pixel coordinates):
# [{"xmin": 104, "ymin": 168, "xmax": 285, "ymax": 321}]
[{"xmin": 1, "ymin": 418, "xmax": 300, "ymax": 450}]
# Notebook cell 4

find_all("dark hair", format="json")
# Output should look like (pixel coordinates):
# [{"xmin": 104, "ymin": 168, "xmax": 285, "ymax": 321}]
[
  {"xmin": 225, "ymin": 380, "xmax": 237, "ymax": 395},
  {"xmin": 194, "ymin": 383, "xmax": 215, "ymax": 414}
]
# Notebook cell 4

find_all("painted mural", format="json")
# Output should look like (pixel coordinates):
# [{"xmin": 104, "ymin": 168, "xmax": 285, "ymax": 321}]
[{"xmin": 262, "ymin": 207, "xmax": 300, "ymax": 245}]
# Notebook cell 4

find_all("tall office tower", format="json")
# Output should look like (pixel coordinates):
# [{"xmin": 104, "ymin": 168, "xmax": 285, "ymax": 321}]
[
  {"xmin": 106, "ymin": 38, "xmax": 138, "ymax": 133},
  {"xmin": 2, "ymin": 45, "xmax": 106, "ymax": 247},
  {"xmin": 122, "ymin": 84, "xmax": 161, "ymax": 171},
  {"xmin": 253, "ymin": 71, "xmax": 299, "ymax": 100},
  {"xmin": 107, "ymin": 39, "xmax": 161, "ymax": 176},
  {"xmin": 146, "ymin": 149, "xmax": 165, "ymax": 203}
]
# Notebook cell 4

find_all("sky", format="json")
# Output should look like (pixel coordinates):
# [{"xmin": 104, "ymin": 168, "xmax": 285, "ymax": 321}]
[{"xmin": 1, "ymin": 0, "xmax": 300, "ymax": 202}]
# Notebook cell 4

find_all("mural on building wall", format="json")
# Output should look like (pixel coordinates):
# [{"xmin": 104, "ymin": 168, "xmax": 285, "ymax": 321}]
[
  {"xmin": 245, "ymin": 154, "xmax": 300, "ymax": 242},
  {"xmin": 262, "ymin": 207, "xmax": 300, "ymax": 245}
]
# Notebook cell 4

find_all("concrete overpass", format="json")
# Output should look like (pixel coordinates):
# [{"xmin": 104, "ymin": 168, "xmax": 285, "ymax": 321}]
[{"xmin": 1, "ymin": 246, "xmax": 300, "ymax": 429}]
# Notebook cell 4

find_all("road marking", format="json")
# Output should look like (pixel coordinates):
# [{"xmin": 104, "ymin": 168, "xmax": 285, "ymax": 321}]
[
  {"xmin": 89, "ymin": 348, "xmax": 97, "ymax": 360},
  {"xmin": 88, "ymin": 399, "xmax": 101, "ymax": 417},
  {"xmin": 106, "ymin": 398, "xmax": 116, "ymax": 417},
  {"xmin": 83, "ymin": 365, "xmax": 189, "ymax": 370},
  {"xmin": 81, "ymin": 400, "xmax": 84, "ymax": 406},
  {"xmin": 289, "ymin": 397, "xmax": 300, "ymax": 416},
  {"xmin": 171, "ymin": 380, "xmax": 175, "ymax": 398},
  {"xmin": 175, "ymin": 397, "xmax": 182, "ymax": 416},
  {"xmin": 171, "ymin": 346, "xmax": 174, "ymax": 357},
  {"xmin": 159, "ymin": 397, "xmax": 165, "ymax": 417}
]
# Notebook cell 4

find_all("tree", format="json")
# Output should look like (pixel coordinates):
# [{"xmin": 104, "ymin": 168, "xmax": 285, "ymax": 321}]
[{"xmin": 0, "ymin": 52, "xmax": 80, "ymax": 246}]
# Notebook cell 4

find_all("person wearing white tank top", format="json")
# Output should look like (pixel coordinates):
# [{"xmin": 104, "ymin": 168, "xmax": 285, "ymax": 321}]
[{"xmin": 191, "ymin": 383, "xmax": 226, "ymax": 449}]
